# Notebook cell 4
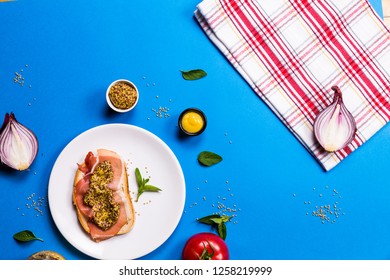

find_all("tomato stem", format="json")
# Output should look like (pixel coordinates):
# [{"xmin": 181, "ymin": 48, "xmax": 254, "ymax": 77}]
[{"xmin": 198, "ymin": 241, "xmax": 215, "ymax": 260}]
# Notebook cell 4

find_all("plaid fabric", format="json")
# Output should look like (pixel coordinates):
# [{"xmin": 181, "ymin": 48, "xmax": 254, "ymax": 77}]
[{"xmin": 195, "ymin": 0, "xmax": 390, "ymax": 171}]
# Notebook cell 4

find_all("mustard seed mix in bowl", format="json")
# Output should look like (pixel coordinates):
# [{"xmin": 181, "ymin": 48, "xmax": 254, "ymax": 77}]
[{"xmin": 106, "ymin": 79, "xmax": 139, "ymax": 112}]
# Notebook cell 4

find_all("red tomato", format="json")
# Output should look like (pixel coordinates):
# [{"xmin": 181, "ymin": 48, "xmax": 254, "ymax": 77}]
[{"xmin": 182, "ymin": 232, "xmax": 229, "ymax": 260}]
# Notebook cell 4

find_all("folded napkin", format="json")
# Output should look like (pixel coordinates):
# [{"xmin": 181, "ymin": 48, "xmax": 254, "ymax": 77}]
[{"xmin": 195, "ymin": 0, "xmax": 390, "ymax": 171}]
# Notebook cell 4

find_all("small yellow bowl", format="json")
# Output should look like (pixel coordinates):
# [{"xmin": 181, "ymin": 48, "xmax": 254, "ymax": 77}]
[
  {"xmin": 106, "ymin": 79, "xmax": 139, "ymax": 113},
  {"xmin": 178, "ymin": 108, "xmax": 207, "ymax": 136}
]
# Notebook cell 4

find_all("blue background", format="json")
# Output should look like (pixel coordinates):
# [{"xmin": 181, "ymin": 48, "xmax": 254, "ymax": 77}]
[{"xmin": 0, "ymin": 0, "xmax": 389, "ymax": 260}]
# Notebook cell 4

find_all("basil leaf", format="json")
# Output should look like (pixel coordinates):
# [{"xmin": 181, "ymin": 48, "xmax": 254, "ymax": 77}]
[
  {"xmin": 198, "ymin": 214, "xmax": 221, "ymax": 225},
  {"xmin": 210, "ymin": 215, "xmax": 231, "ymax": 224},
  {"xmin": 136, "ymin": 189, "xmax": 144, "ymax": 202},
  {"xmin": 210, "ymin": 217, "xmax": 223, "ymax": 224},
  {"xmin": 221, "ymin": 215, "xmax": 231, "ymax": 223},
  {"xmin": 13, "ymin": 230, "xmax": 43, "ymax": 242},
  {"xmin": 198, "ymin": 151, "xmax": 223, "ymax": 166},
  {"xmin": 134, "ymin": 167, "xmax": 162, "ymax": 202},
  {"xmin": 135, "ymin": 168, "xmax": 142, "ymax": 186},
  {"xmin": 217, "ymin": 223, "xmax": 227, "ymax": 240},
  {"xmin": 180, "ymin": 69, "xmax": 207, "ymax": 80},
  {"xmin": 143, "ymin": 185, "xmax": 162, "ymax": 192}
]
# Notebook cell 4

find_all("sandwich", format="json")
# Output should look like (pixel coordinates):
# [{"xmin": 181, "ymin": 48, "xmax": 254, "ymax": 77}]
[{"xmin": 73, "ymin": 148, "xmax": 135, "ymax": 242}]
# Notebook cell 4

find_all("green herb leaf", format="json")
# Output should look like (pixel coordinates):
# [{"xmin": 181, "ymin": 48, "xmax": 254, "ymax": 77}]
[
  {"xmin": 135, "ymin": 168, "xmax": 142, "ymax": 186},
  {"xmin": 198, "ymin": 151, "xmax": 223, "ymax": 166},
  {"xmin": 180, "ymin": 69, "xmax": 207, "ymax": 80},
  {"xmin": 198, "ymin": 214, "xmax": 221, "ymax": 225},
  {"xmin": 210, "ymin": 217, "xmax": 224, "ymax": 224},
  {"xmin": 136, "ymin": 190, "xmax": 144, "ymax": 202},
  {"xmin": 197, "ymin": 214, "xmax": 230, "ymax": 240},
  {"xmin": 143, "ymin": 185, "xmax": 162, "ymax": 192},
  {"xmin": 13, "ymin": 230, "xmax": 43, "ymax": 242},
  {"xmin": 134, "ymin": 168, "xmax": 162, "ymax": 202},
  {"xmin": 221, "ymin": 215, "xmax": 231, "ymax": 223},
  {"xmin": 217, "ymin": 222, "xmax": 227, "ymax": 240}
]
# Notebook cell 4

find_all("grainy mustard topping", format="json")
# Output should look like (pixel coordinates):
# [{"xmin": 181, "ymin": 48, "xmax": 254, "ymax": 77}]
[
  {"xmin": 108, "ymin": 82, "xmax": 137, "ymax": 110},
  {"xmin": 83, "ymin": 161, "xmax": 120, "ymax": 231}
]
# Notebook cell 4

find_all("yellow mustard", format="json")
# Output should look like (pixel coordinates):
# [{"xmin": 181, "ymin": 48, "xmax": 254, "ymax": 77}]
[{"xmin": 181, "ymin": 111, "xmax": 204, "ymax": 134}]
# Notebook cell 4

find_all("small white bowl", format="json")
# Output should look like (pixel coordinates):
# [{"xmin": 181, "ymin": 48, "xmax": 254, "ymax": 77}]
[{"xmin": 106, "ymin": 79, "xmax": 139, "ymax": 113}]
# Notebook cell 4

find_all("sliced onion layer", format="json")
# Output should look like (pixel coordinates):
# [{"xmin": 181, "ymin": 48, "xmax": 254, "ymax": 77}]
[
  {"xmin": 313, "ymin": 86, "xmax": 356, "ymax": 152},
  {"xmin": 0, "ymin": 112, "xmax": 38, "ymax": 170}
]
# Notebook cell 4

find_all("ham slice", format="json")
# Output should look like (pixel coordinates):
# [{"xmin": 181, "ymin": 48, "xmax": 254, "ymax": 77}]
[
  {"xmin": 77, "ymin": 151, "xmax": 97, "ymax": 174},
  {"xmin": 73, "ymin": 149, "xmax": 133, "ymax": 242},
  {"xmin": 74, "ymin": 174, "xmax": 94, "ymax": 219}
]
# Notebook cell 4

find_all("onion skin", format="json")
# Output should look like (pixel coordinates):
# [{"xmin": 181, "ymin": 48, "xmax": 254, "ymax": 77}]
[
  {"xmin": 313, "ymin": 86, "xmax": 356, "ymax": 152},
  {"xmin": 28, "ymin": 250, "xmax": 65, "ymax": 260},
  {"xmin": 0, "ymin": 112, "xmax": 38, "ymax": 171}
]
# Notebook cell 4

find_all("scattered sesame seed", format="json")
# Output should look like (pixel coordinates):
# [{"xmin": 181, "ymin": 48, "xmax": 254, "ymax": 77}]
[
  {"xmin": 13, "ymin": 72, "xmax": 25, "ymax": 86},
  {"xmin": 151, "ymin": 106, "xmax": 170, "ymax": 118},
  {"xmin": 21, "ymin": 193, "xmax": 48, "ymax": 217},
  {"xmin": 301, "ymin": 186, "xmax": 345, "ymax": 224}
]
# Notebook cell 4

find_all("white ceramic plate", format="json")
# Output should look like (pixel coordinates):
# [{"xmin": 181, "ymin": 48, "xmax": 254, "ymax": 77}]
[{"xmin": 48, "ymin": 124, "xmax": 185, "ymax": 260}]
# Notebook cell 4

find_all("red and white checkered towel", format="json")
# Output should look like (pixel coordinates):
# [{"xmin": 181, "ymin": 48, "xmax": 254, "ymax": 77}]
[{"xmin": 195, "ymin": 0, "xmax": 390, "ymax": 171}]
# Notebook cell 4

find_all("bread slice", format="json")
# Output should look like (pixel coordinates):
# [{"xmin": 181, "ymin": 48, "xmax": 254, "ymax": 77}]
[{"xmin": 73, "ymin": 149, "xmax": 135, "ymax": 241}]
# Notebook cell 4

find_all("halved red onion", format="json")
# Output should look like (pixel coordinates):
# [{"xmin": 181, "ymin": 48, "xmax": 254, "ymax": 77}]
[
  {"xmin": 0, "ymin": 112, "xmax": 38, "ymax": 170},
  {"xmin": 313, "ymin": 86, "xmax": 356, "ymax": 152}
]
